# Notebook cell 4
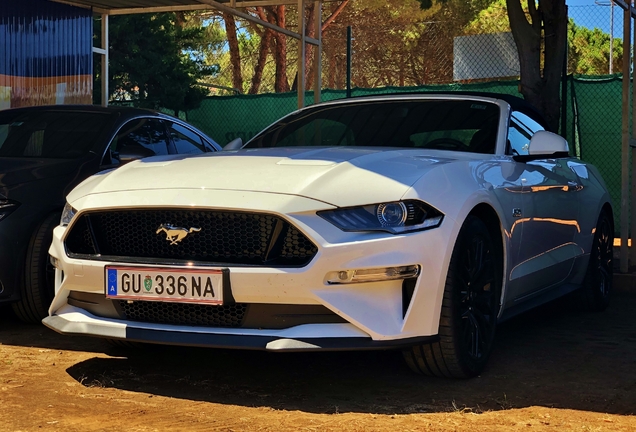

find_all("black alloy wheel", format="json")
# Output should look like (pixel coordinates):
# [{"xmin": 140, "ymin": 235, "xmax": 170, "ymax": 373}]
[
  {"xmin": 581, "ymin": 210, "xmax": 613, "ymax": 312},
  {"xmin": 404, "ymin": 215, "xmax": 501, "ymax": 378},
  {"xmin": 458, "ymin": 221, "xmax": 498, "ymax": 365}
]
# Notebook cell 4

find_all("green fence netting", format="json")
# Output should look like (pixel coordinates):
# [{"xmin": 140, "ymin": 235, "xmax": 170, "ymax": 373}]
[
  {"xmin": 185, "ymin": 76, "xmax": 623, "ymax": 233},
  {"xmin": 570, "ymin": 75, "xmax": 624, "ymax": 234}
]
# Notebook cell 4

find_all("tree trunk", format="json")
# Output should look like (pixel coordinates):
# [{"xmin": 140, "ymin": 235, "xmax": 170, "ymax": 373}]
[
  {"xmin": 249, "ymin": 7, "xmax": 272, "ymax": 94},
  {"xmin": 304, "ymin": 4, "xmax": 316, "ymax": 90},
  {"xmin": 292, "ymin": 4, "xmax": 316, "ymax": 91},
  {"xmin": 506, "ymin": 0, "xmax": 567, "ymax": 132},
  {"xmin": 266, "ymin": 6, "xmax": 289, "ymax": 93},
  {"xmin": 223, "ymin": 13, "xmax": 243, "ymax": 93},
  {"xmin": 292, "ymin": 0, "xmax": 350, "ymax": 91}
]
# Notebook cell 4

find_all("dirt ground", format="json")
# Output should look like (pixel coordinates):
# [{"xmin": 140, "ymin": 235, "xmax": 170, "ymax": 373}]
[{"xmin": 1, "ymin": 292, "xmax": 636, "ymax": 432}]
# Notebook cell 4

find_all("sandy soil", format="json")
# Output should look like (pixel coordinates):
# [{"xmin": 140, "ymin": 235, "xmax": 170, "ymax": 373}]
[{"xmin": 1, "ymin": 292, "xmax": 636, "ymax": 431}]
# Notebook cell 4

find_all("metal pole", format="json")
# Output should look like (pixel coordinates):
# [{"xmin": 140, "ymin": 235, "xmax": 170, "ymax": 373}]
[
  {"xmin": 101, "ymin": 14, "xmax": 109, "ymax": 107},
  {"xmin": 620, "ymin": 4, "xmax": 631, "ymax": 273},
  {"xmin": 630, "ymin": 1, "xmax": 636, "ymax": 266},
  {"xmin": 313, "ymin": 0, "xmax": 322, "ymax": 104},
  {"xmin": 610, "ymin": 0, "xmax": 614, "ymax": 74},
  {"xmin": 298, "ymin": 0, "xmax": 306, "ymax": 109},
  {"xmin": 561, "ymin": 15, "xmax": 568, "ymax": 140},
  {"xmin": 346, "ymin": 26, "xmax": 352, "ymax": 98}
]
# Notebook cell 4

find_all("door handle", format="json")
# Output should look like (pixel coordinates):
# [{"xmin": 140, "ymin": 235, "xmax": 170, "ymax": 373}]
[{"xmin": 566, "ymin": 181, "xmax": 581, "ymax": 192}]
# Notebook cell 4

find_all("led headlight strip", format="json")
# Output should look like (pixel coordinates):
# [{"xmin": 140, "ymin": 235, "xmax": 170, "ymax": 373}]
[{"xmin": 318, "ymin": 200, "xmax": 443, "ymax": 234}]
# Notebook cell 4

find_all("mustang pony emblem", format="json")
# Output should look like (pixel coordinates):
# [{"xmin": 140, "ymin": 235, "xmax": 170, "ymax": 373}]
[{"xmin": 156, "ymin": 224, "xmax": 201, "ymax": 245}]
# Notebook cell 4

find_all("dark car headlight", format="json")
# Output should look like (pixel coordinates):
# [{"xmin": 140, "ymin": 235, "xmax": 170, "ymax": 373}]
[
  {"xmin": 60, "ymin": 202, "xmax": 77, "ymax": 226},
  {"xmin": 0, "ymin": 199, "xmax": 19, "ymax": 222},
  {"xmin": 318, "ymin": 200, "xmax": 444, "ymax": 234}
]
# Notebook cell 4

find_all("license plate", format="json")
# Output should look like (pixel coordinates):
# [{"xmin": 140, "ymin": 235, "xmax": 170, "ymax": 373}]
[{"xmin": 105, "ymin": 266, "xmax": 224, "ymax": 304}]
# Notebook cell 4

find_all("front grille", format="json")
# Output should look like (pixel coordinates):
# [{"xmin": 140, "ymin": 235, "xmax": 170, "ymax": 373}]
[
  {"xmin": 64, "ymin": 209, "xmax": 318, "ymax": 266},
  {"xmin": 119, "ymin": 300, "xmax": 247, "ymax": 327},
  {"xmin": 68, "ymin": 291, "xmax": 348, "ymax": 329}
]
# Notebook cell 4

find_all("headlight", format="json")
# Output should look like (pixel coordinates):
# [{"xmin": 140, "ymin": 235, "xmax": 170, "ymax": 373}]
[
  {"xmin": 318, "ymin": 200, "xmax": 443, "ymax": 234},
  {"xmin": 60, "ymin": 202, "xmax": 77, "ymax": 226},
  {"xmin": 0, "ymin": 198, "xmax": 19, "ymax": 222}
]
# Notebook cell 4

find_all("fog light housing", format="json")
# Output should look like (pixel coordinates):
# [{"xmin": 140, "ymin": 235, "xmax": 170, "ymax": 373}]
[{"xmin": 326, "ymin": 265, "xmax": 420, "ymax": 284}]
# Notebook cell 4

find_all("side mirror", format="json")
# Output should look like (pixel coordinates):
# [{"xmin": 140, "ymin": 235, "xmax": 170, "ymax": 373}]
[
  {"xmin": 223, "ymin": 137, "xmax": 243, "ymax": 151},
  {"xmin": 528, "ymin": 131, "xmax": 569, "ymax": 156},
  {"xmin": 514, "ymin": 130, "xmax": 570, "ymax": 162},
  {"xmin": 118, "ymin": 144, "xmax": 156, "ymax": 164}
]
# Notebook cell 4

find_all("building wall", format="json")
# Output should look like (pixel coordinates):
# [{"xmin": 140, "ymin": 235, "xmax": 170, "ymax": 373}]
[{"xmin": 0, "ymin": 0, "xmax": 92, "ymax": 109}]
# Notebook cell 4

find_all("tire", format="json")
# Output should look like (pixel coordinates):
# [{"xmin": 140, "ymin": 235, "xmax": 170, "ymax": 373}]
[
  {"xmin": 12, "ymin": 213, "xmax": 60, "ymax": 324},
  {"xmin": 580, "ymin": 210, "xmax": 613, "ymax": 312},
  {"xmin": 403, "ymin": 216, "xmax": 501, "ymax": 378}
]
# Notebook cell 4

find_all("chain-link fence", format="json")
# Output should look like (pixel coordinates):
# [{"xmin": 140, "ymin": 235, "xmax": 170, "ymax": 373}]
[{"xmin": 185, "ymin": 3, "xmax": 629, "ymax": 233}]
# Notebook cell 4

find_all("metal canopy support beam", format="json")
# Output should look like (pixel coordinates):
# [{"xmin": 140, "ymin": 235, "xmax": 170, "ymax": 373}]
[
  {"xmin": 198, "ymin": 0, "xmax": 319, "ymax": 45},
  {"xmin": 632, "ymin": 3, "xmax": 636, "ymax": 267},
  {"xmin": 53, "ymin": 0, "xmax": 325, "ymax": 110},
  {"xmin": 101, "ymin": 14, "xmax": 109, "ymax": 107},
  {"xmin": 620, "ymin": 3, "xmax": 631, "ymax": 272},
  {"xmin": 52, "ymin": 0, "xmax": 311, "ymax": 14},
  {"xmin": 106, "ymin": 0, "xmax": 305, "ymax": 15},
  {"xmin": 90, "ymin": 14, "xmax": 108, "ymax": 106}
]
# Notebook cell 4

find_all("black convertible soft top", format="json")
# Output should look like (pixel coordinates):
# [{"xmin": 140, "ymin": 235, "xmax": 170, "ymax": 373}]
[{"xmin": 352, "ymin": 91, "xmax": 551, "ymax": 132}]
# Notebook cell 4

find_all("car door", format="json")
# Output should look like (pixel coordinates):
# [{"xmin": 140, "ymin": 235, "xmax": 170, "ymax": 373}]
[{"xmin": 504, "ymin": 111, "xmax": 582, "ymax": 305}]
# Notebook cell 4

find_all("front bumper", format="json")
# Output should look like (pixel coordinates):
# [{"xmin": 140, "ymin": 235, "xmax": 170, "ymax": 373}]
[
  {"xmin": 43, "ymin": 304, "xmax": 438, "ymax": 351},
  {"xmin": 46, "ymin": 189, "xmax": 460, "ymax": 348}
]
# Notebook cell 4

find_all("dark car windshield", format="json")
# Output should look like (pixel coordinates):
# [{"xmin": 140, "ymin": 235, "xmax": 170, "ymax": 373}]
[
  {"xmin": 245, "ymin": 99, "xmax": 501, "ymax": 154},
  {"xmin": 0, "ymin": 111, "xmax": 110, "ymax": 159}
]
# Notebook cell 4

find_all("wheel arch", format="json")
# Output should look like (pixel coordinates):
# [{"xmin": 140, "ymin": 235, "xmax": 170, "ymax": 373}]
[
  {"xmin": 467, "ymin": 203, "xmax": 505, "ymax": 311},
  {"xmin": 467, "ymin": 203, "xmax": 504, "ymax": 262},
  {"xmin": 601, "ymin": 202, "xmax": 614, "ymax": 232}
]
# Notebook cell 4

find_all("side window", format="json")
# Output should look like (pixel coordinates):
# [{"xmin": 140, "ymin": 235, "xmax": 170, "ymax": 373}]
[
  {"xmin": 110, "ymin": 118, "xmax": 169, "ymax": 160},
  {"xmin": 168, "ymin": 122, "xmax": 206, "ymax": 154},
  {"xmin": 507, "ymin": 111, "xmax": 545, "ymax": 156}
]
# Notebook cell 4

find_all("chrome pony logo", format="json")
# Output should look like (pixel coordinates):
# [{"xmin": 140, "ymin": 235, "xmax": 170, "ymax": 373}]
[{"xmin": 156, "ymin": 224, "xmax": 201, "ymax": 245}]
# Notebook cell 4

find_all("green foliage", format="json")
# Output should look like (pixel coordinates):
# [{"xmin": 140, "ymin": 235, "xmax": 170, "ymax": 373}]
[
  {"xmin": 109, "ymin": 13, "xmax": 223, "ymax": 113},
  {"xmin": 464, "ymin": 0, "xmax": 512, "ymax": 35},
  {"xmin": 465, "ymin": 0, "xmax": 621, "ymax": 75},
  {"xmin": 569, "ymin": 22, "xmax": 622, "ymax": 75}
]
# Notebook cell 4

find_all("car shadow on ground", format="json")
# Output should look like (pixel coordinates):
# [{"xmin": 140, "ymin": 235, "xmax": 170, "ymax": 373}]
[{"xmin": 3, "ymin": 294, "xmax": 636, "ymax": 416}]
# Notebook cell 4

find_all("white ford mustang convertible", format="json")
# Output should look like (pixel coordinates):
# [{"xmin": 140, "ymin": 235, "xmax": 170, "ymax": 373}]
[{"xmin": 44, "ymin": 93, "xmax": 613, "ymax": 378}]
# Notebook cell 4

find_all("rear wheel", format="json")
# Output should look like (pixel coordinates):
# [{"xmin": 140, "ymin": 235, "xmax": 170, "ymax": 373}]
[
  {"xmin": 12, "ymin": 213, "xmax": 60, "ymax": 323},
  {"xmin": 580, "ymin": 210, "xmax": 613, "ymax": 312},
  {"xmin": 403, "ymin": 216, "xmax": 501, "ymax": 378}
]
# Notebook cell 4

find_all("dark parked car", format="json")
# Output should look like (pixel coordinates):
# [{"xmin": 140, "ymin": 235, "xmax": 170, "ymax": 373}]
[{"xmin": 0, "ymin": 105, "xmax": 220, "ymax": 322}]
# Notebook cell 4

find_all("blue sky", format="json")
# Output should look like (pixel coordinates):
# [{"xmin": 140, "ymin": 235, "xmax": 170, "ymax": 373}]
[{"xmin": 567, "ymin": 0, "xmax": 627, "ymax": 36}]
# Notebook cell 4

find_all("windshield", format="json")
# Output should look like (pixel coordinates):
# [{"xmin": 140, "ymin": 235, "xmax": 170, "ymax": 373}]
[
  {"xmin": 0, "ymin": 111, "xmax": 110, "ymax": 159},
  {"xmin": 245, "ymin": 99, "xmax": 501, "ymax": 154}
]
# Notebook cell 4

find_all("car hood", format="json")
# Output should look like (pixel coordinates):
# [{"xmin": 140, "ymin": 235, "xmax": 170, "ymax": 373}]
[{"xmin": 68, "ymin": 147, "xmax": 468, "ymax": 207}]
